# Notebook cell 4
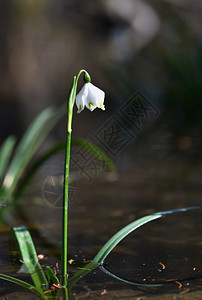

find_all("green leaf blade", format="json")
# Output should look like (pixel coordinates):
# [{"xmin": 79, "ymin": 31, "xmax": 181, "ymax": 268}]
[
  {"xmin": 3, "ymin": 106, "xmax": 65, "ymax": 201},
  {"xmin": 0, "ymin": 136, "xmax": 16, "ymax": 182},
  {"xmin": 0, "ymin": 273, "xmax": 43, "ymax": 297},
  {"xmin": 11, "ymin": 226, "xmax": 51, "ymax": 297},
  {"xmin": 93, "ymin": 206, "xmax": 199, "ymax": 265},
  {"xmin": 72, "ymin": 138, "xmax": 115, "ymax": 171}
]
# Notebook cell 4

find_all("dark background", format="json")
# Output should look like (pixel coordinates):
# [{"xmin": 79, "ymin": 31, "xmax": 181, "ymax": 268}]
[{"xmin": 1, "ymin": 0, "xmax": 202, "ymax": 155}]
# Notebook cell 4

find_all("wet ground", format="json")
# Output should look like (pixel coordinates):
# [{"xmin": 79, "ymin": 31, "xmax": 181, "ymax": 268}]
[{"xmin": 0, "ymin": 128, "xmax": 202, "ymax": 299}]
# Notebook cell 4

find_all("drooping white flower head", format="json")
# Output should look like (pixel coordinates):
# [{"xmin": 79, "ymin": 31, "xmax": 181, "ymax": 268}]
[{"xmin": 76, "ymin": 82, "xmax": 105, "ymax": 113}]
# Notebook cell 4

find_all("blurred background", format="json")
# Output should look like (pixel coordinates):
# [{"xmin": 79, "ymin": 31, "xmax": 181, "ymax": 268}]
[
  {"xmin": 1, "ymin": 0, "xmax": 202, "ymax": 149},
  {"xmin": 0, "ymin": 0, "xmax": 202, "ymax": 298}
]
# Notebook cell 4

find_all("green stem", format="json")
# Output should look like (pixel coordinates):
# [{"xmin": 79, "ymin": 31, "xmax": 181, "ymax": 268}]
[
  {"xmin": 61, "ymin": 131, "xmax": 72, "ymax": 286},
  {"xmin": 61, "ymin": 69, "xmax": 90, "ymax": 286}
]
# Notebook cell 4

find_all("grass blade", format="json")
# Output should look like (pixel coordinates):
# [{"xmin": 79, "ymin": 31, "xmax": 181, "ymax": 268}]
[
  {"xmin": 72, "ymin": 138, "xmax": 115, "ymax": 171},
  {"xmin": 93, "ymin": 215, "xmax": 161, "ymax": 265},
  {"xmin": 0, "ymin": 273, "xmax": 43, "ymax": 297},
  {"xmin": 16, "ymin": 138, "xmax": 115, "ymax": 200},
  {"xmin": 15, "ymin": 142, "xmax": 66, "ymax": 199},
  {"xmin": 46, "ymin": 266, "xmax": 59, "ymax": 284},
  {"xmin": 11, "ymin": 226, "xmax": 51, "ymax": 297},
  {"xmin": 0, "ymin": 136, "xmax": 16, "ymax": 182},
  {"xmin": 68, "ymin": 206, "xmax": 200, "ymax": 289},
  {"xmin": 93, "ymin": 206, "xmax": 200, "ymax": 265},
  {"xmin": 67, "ymin": 261, "xmax": 98, "ymax": 289},
  {"xmin": 46, "ymin": 266, "xmax": 61, "ymax": 298},
  {"xmin": 99, "ymin": 264, "xmax": 163, "ymax": 287},
  {"xmin": 3, "ymin": 106, "xmax": 64, "ymax": 201}
]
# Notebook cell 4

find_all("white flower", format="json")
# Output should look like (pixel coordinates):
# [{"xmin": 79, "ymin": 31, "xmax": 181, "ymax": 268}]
[{"xmin": 76, "ymin": 82, "xmax": 105, "ymax": 113}]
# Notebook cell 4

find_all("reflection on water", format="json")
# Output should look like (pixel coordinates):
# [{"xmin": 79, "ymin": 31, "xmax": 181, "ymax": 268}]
[
  {"xmin": 102, "ymin": 210, "xmax": 202, "ymax": 286},
  {"xmin": 69, "ymin": 209, "xmax": 202, "ymax": 299},
  {"xmin": 0, "ymin": 142, "xmax": 202, "ymax": 299}
]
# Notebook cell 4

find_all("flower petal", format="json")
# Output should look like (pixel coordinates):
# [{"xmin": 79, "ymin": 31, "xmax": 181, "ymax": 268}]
[
  {"xmin": 86, "ymin": 83, "xmax": 105, "ymax": 111},
  {"xmin": 75, "ymin": 82, "xmax": 105, "ymax": 113},
  {"xmin": 76, "ymin": 84, "xmax": 88, "ymax": 113}
]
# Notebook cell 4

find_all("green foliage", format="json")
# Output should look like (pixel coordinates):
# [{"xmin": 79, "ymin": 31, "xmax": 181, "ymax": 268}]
[
  {"xmin": 0, "ymin": 104, "xmax": 115, "ymax": 297},
  {"xmin": 16, "ymin": 138, "xmax": 115, "ymax": 200},
  {"xmin": 46, "ymin": 266, "xmax": 60, "ymax": 285},
  {"xmin": 93, "ymin": 207, "xmax": 199, "ymax": 265},
  {"xmin": 72, "ymin": 138, "xmax": 115, "ymax": 172},
  {"xmin": 68, "ymin": 206, "xmax": 199, "ymax": 288},
  {"xmin": 0, "ymin": 273, "xmax": 43, "ymax": 297},
  {"xmin": 0, "ymin": 106, "xmax": 64, "ymax": 205},
  {"xmin": 0, "ymin": 207, "xmax": 199, "ymax": 298},
  {"xmin": 0, "ymin": 136, "xmax": 16, "ymax": 183},
  {"xmin": 0, "ymin": 106, "xmax": 114, "ymax": 226},
  {"xmin": 1, "ymin": 226, "xmax": 52, "ymax": 298},
  {"xmin": 10, "ymin": 226, "xmax": 50, "ymax": 295}
]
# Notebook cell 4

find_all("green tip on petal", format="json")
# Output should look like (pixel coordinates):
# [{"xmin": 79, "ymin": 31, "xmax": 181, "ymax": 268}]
[{"xmin": 88, "ymin": 102, "xmax": 94, "ymax": 109}]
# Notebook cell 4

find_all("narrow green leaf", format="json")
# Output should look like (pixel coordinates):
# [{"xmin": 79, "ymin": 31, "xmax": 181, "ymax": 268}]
[
  {"xmin": 0, "ymin": 273, "xmax": 43, "ymax": 297},
  {"xmin": 93, "ymin": 214, "xmax": 161, "ymax": 265},
  {"xmin": 46, "ymin": 266, "xmax": 61, "ymax": 299},
  {"xmin": 99, "ymin": 265, "xmax": 163, "ymax": 287},
  {"xmin": 67, "ymin": 261, "xmax": 98, "ymax": 289},
  {"xmin": 16, "ymin": 138, "xmax": 115, "ymax": 200},
  {"xmin": 15, "ymin": 142, "xmax": 66, "ymax": 199},
  {"xmin": 10, "ymin": 226, "xmax": 51, "ymax": 297},
  {"xmin": 97, "ymin": 207, "xmax": 201, "ymax": 287},
  {"xmin": 72, "ymin": 138, "xmax": 115, "ymax": 171},
  {"xmin": 46, "ymin": 266, "xmax": 59, "ymax": 284},
  {"xmin": 93, "ymin": 206, "xmax": 199, "ymax": 265},
  {"xmin": 68, "ymin": 206, "xmax": 200, "ymax": 289},
  {"xmin": 3, "ymin": 105, "xmax": 64, "ymax": 201},
  {"xmin": 0, "ymin": 136, "xmax": 16, "ymax": 182}
]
